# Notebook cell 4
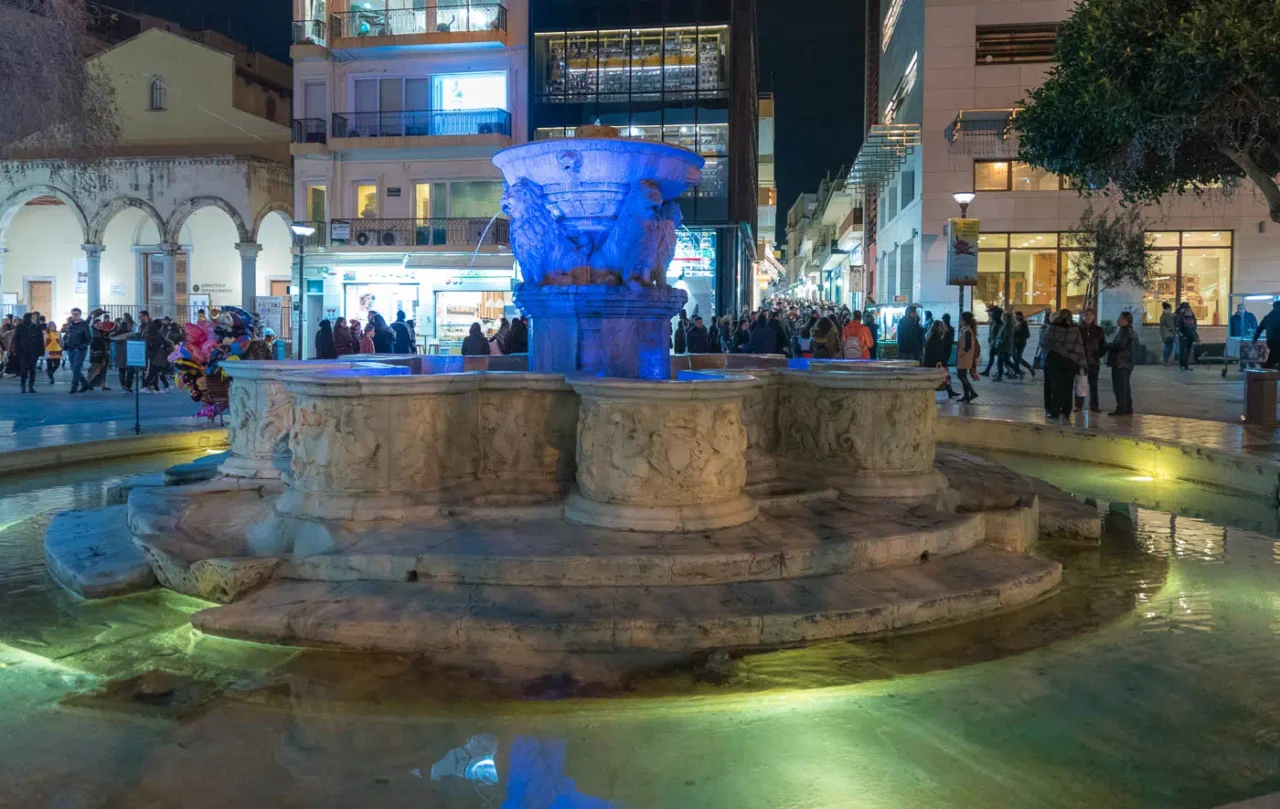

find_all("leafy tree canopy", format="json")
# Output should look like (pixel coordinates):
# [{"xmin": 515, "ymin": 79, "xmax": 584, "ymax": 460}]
[{"xmin": 1014, "ymin": 0, "xmax": 1280, "ymax": 220}]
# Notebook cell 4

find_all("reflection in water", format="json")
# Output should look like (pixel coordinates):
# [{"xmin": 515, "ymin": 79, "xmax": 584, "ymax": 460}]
[{"xmin": 2, "ymin": 454, "xmax": 1280, "ymax": 807}]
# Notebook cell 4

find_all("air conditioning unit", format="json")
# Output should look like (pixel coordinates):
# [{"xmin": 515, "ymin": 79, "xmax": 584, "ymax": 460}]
[
  {"xmin": 380, "ymin": 230, "xmax": 398, "ymax": 246},
  {"xmin": 355, "ymin": 231, "xmax": 372, "ymax": 246}
]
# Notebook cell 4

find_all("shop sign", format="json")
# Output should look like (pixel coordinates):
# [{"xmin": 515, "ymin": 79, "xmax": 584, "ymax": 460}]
[
  {"xmin": 387, "ymin": 187, "xmax": 402, "ymax": 197},
  {"xmin": 330, "ymin": 220, "xmax": 352, "ymax": 241},
  {"xmin": 192, "ymin": 283, "xmax": 230, "ymax": 294},
  {"xmin": 668, "ymin": 229, "xmax": 717, "ymax": 279},
  {"xmin": 946, "ymin": 217, "xmax": 980, "ymax": 286}
]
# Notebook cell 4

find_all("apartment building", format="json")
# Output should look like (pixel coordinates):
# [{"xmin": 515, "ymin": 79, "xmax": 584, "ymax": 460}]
[
  {"xmin": 859, "ymin": 0, "xmax": 1280, "ymax": 339},
  {"xmin": 783, "ymin": 173, "xmax": 865, "ymax": 308},
  {"xmin": 289, "ymin": 0, "xmax": 527, "ymax": 352}
]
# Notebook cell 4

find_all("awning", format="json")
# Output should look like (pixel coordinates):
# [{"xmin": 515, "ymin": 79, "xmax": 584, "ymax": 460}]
[
  {"xmin": 846, "ymin": 123, "xmax": 921, "ymax": 194},
  {"xmin": 945, "ymin": 109, "xmax": 1019, "ymax": 158}
]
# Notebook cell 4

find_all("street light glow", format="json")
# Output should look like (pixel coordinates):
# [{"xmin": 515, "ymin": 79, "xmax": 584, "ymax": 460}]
[
  {"xmin": 290, "ymin": 223, "xmax": 317, "ymax": 237},
  {"xmin": 952, "ymin": 192, "xmax": 976, "ymax": 207}
]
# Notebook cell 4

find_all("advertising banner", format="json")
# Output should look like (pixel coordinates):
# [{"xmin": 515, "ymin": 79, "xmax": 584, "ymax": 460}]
[{"xmin": 946, "ymin": 218, "xmax": 980, "ymax": 286}]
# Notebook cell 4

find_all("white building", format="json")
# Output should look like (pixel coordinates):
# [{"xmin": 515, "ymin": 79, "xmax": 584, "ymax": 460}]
[
  {"xmin": 861, "ymin": 0, "xmax": 1280, "ymax": 340},
  {"xmin": 782, "ymin": 174, "xmax": 864, "ymax": 308},
  {"xmin": 289, "ymin": 0, "xmax": 526, "ymax": 354},
  {"xmin": 0, "ymin": 21, "xmax": 294, "ymax": 323}
]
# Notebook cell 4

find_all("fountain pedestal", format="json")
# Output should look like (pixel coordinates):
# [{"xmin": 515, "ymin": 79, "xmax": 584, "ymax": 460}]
[{"xmin": 513, "ymin": 283, "xmax": 687, "ymax": 380}]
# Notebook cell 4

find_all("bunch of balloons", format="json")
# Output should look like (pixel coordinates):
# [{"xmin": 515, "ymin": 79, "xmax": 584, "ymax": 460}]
[{"xmin": 169, "ymin": 306, "xmax": 262, "ymax": 420}]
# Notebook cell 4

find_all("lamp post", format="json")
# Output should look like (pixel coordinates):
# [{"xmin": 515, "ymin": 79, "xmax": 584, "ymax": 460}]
[
  {"xmin": 290, "ymin": 223, "xmax": 317, "ymax": 360},
  {"xmin": 951, "ymin": 192, "xmax": 976, "ymax": 315}
]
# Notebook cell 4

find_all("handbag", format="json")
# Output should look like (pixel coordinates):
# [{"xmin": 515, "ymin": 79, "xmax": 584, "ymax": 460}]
[{"xmin": 1073, "ymin": 372, "xmax": 1089, "ymax": 398}]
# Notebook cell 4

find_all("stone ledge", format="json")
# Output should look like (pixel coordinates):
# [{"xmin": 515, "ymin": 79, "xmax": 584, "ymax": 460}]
[
  {"xmin": 940, "ymin": 415, "xmax": 1280, "ymax": 504},
  {"xmin": 0, "ymin": 429, "xmax": 227, "ymax": 480},
  {"xmin": 44, "ymin": 506, "xmax": 156, "ymax": 599}
]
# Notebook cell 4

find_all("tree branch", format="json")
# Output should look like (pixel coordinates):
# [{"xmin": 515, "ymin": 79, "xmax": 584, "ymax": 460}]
[{"xmin": 1222, "ymin": 145, "xmax": 1280, "ymax": 223}]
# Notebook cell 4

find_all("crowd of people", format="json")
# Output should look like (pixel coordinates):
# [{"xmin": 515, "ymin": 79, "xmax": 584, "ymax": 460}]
[
  {"xmin": 670, "ymin": 299, "xmax": 883, "ymax": 360},
  {"xmin": 312, "ymin": 312, "xmax": 531, "ymax": 359},
  {"xmin": 0, "ymin": 308, "xmax": 188, "ymax": 395}
]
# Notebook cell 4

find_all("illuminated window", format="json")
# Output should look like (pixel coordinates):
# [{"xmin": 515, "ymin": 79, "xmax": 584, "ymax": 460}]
[
  {"xmin": 355, "ymin": 184, "xmax": 378, "ymax": 218},
  {"xmin": 432, "ymin": 72, "xmax": 507, "ymax": 111},
  {"xmin": 977, "ymin": 160, "xmax": 1061, "ymax": 191},
  {"xmin": 975, "ymin": 161, "xmax": 1011, "ymax": 191},
  {"xmin": 414, "ymin": 183, "xmax": 431, "ymax": 220},
  {"xmin": 1012, "ymin": 162, "xmax": 1060, "ymax": 191},
  {"xmin": 305, "ymin": 184, "xmax": 327, "ymax": 222},
  {"xmin": 976, "ymin": 24, "xmax": 1058, "ymax": 65},
  {"xmin": 883, "ymin": 52, "xmax": 917, "ymax": 124}
]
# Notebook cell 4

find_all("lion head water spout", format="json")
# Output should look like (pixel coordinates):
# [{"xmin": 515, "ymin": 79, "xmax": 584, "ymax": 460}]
[{"xmin": 493, "ymin": 127, "xmax": 704, "ymax": 379}]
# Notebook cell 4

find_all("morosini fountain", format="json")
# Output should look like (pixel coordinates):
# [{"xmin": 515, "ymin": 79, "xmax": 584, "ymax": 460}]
[{"xmin": 45, "ymin": 129, "xmax": 1080, "ymax": 682}]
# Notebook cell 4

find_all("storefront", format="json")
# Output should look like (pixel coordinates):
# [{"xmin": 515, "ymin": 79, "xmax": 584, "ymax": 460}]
[{"xmin": 668, "ymin": 227, "xmax": 718, "ymax": 318}]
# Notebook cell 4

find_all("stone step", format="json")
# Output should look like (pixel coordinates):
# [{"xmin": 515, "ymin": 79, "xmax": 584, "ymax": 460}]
[
  {"xmin": 282, "ymin": 500, "xmax": 991, "ymax": 588},
  {"xmin": 194, "ymin": 546, "xmax": 1061, "ymax": 656},
  {"xmin": 44, "ymin": 505, "xmax": 157, "ymax": 599}
]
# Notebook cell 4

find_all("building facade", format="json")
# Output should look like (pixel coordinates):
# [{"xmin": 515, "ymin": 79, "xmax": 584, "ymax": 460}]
[
  {"xmin": 0, "ymin": 21, "xmax": 294, "ymax": 323},
  {"xmin": 782, "ymin": 174, "xmax": 864, "ymax": 308},
  {"xmin": 289, "ymin": 0, "xmax": 527, "ymax": 354},
  {"xmin": 528, "ymin": 0, "xmax": 759, "ymax": 319},
  {"xmin": 861, "ymin": 0, "xmax": 1280, "ymax": 340},
  {"xmin": 752, "ymin": 92, "xmax": 783, "ymax": 308}
]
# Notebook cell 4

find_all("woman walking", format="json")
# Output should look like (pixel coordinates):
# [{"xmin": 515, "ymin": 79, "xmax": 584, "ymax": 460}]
[
  {"xmin": 923, "ymin": 320, "xmax": 961, "ymax": 399},
  {"xmin": 811, "ymin": 316, "xmax": 841, "ymax": 359},
  {"xmin": 314, "ymin": 319, "xmax": 337, "ymax": 359},
  {"xmin": 141, "ymin": 319, "xmax": 173, "ymax": 393},
  {"xmin": 13, "ymin": 313, "xmax": 44, "ymax": 393},
  {"xmin": 1042, "ymin": 309, "xmax": 1088, "ymax": 419},
  {"xmin": 110, "ymin": 314, "xmax": 135, "ymax": 391},
  {"xmin": 43, "ymin": 323, "xmax": 62, "ymax": 385},
  {"xmin": 955, "ymin": 311, "xmax": 980, "ymax": 403},
  {"xmin": 370, "ymin": 314, "xmax": 395, "ymax": 354}
]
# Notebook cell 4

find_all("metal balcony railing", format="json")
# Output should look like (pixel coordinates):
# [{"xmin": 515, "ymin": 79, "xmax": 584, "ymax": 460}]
[
  {"xmin": 292, "ymin": 19, "xmax": 327, "ymax": 44},
  {"xmin": 329, "ymin": 3, "xmax": 507, "ymax": 38},
  {"xmin": 291, "ymin": 118, "xmax": 327, "ymax": 144},
  {"xmin": 331, "ymin": 109, "xmax": 511, "ymax": 139},
  {"xmin": 292, "ymin": 220, "xmax": 328, "ymax": 248},
  {"xmin": 332, "ymin": 217, "xmax": 509, "ymax": 249}
]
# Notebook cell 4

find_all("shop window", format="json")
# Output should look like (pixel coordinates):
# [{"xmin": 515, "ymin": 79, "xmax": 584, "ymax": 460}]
[
  {"xmin": 535, "ymin": 26, "xmax": 726, "ymax": 102},
  {"xmin": 976, "ymin": 23, "xmax": 1058, "ymax": 64},
  {"xmin": 975, "ymin": 161, "xmax": 1010, "ymax": 191},
  {"xmin": 1141, "ymin": 251, "xmax": 1179, "ymax": 324},
  {"xmin": 973, "ymin": 251, "xmax": 1007, "ymax": 320},
  {"xmin": 1183, "ymin": 247, "xmax": 1230, "ymax": 325},
  {"xmin": 355, "ymin": 184, "xmax": 378, "ymax": 218},
  {"xmin": 1009, "ymin": 234, "xmax": 1059, "ymax": 317},
  {"xmin": 433, "ymin": 72, "xmax": 507, "ymax": 111}
]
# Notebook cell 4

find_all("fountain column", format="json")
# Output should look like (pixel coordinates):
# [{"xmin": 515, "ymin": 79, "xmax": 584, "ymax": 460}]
[{"xmin": 565, "ymin": 375, "xmax": 761, "ymax": 532}]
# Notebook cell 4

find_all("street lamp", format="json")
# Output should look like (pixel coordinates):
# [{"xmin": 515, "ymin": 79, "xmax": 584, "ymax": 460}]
[
  {"xmin": 290, "ymin": 223, "xmax": 317, "ymax": 360},
  {"xmin": 951, "ymin": 193, "xmax": 977, "ymax": 314}
]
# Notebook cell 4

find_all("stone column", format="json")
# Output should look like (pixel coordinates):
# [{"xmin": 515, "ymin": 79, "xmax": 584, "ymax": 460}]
[
  {"xmin": 565, "ymin": 374, "xmax": 761, "ymax": 532},
  {"xmin": 0, "ymin": 246, "xmax": 8, "ymax": 301},
  {"xmin": 236, "ymin": 242, "xmax": 262, "ymax": 310},
  {"xmin": 81, "ymin": 243, "xmax": 104, "ymax": 309},
  {"xmin": 277, "ymin": 371, "xmax": 481, "ymax": 521},
  {"xmin": 776, "ymin": 367, "xmax": 950, "ymax": 499}
]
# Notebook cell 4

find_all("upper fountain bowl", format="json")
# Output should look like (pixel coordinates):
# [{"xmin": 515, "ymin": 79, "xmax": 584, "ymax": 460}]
[{"xmin": 493, "ymin": 137, "xmax": 704, "ymax": 237}]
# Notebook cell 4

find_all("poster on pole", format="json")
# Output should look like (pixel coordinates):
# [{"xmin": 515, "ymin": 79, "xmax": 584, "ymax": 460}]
[
  {"xmin": 946, "ymin": 218, "xmax": 980, "ymax": 286},
  {"xmin": 257, "ymin": 296, "xmax": 285, "ymax": 335}
]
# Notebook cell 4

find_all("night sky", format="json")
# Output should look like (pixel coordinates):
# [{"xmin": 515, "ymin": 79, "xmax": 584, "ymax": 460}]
[{"xmin": 115, "ymin": 0, "xmax": 865, "ymax": 240}]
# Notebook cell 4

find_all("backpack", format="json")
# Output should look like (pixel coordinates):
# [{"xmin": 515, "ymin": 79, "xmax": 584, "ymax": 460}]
[{"xmin": 842, "ymin": 334, "xmax": 863, "ymax": 359}]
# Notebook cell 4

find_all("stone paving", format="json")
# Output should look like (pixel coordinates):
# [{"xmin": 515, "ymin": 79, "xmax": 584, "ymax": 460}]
[{"xmin": 0, "ymin": 374, "xmax": 208, "ymax": 453}]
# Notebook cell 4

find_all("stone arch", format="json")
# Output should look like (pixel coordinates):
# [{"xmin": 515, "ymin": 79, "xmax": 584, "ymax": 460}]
[
  {"xmin": 88, "ymin": 197, "xmax": 167, "ymax": 245},
  {"xmin": 251, "ymin": 202, "xmax": 292, "ymax": 242},
  {"xmin": 165, "ymin": 195, "xmax": 250, "ymax": 245},
  {"xmin": 0, "ymin": 185, "xmax": 89, "ymax": 243}
]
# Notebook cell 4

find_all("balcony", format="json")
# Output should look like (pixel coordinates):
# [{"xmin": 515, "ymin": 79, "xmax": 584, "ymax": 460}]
[
  {"xmin": 292, "ymin": 19, "xmax": 327, "ymax": 45},
  {"xmin": 292, "ymin": 220, "xmax": 328, "ymax": 249},
  {"xmin": 290, "ymin": 118, "xmax": 329, "ymax": 157},
  {"xmin": 331, "ymin": 217, "xmax": 509, "ymax": 250},
  {"xmin": 329, "ymin": 109, "xmax": 511, "ymax": 150},
  {"xmin": 328, "ymin": 3, "xmax": 507, "ymax": 49}
]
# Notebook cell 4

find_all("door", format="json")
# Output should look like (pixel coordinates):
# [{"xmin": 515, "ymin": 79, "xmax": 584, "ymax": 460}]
[
  {"xmin": 26, "ymin": 280, "xmax": 52, "ymax": 318},
  {"xmin": 270, "ymin": 280, "xmax": 293, "ymax": 345},
  {"xmin": 303, "ymin": 82, "xmax": 327, "ymax": 120}
]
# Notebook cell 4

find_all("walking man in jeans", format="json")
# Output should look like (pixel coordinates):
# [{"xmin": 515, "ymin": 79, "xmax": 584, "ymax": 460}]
[
  {"xmin": 62, "ymin": 307, "xmax": 92, "ymax": 394},
  {"xmin": 1108, "ymin": 311, "xmax": 1137, "ymax": 415}
]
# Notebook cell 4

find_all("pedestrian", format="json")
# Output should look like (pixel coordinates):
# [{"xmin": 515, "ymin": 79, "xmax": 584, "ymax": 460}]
[
  {"xmin": 811, "ymin": 316, "xmax": 841, "ymax": 359},
  {"xmin": 866, "ymin": 310, "xmax": 880, "ymax": 359},
  {"xmin": 745, "ymin": 312, "xmax": 780, "ymax": 354},
  {"xmin": 1012, "ymin": 311, "xmax": 1035, "ymax": 378},
  {"xmin": 1078, "ymin": 308, "xmax": 1105, "ymax": 412},
  {"xmin": 1253, "ymin": 300, "xmax": 1280, "ymax": 369},
  {"xmin": 923, "ymin": 320, "xmax": 961, "ymax": 399},
  {"xmin": 1158, "ymin": 301, "xmax": 1176, "ymax": 365},
  {"xmin": 507, "ymin": 317, "xmax": 529, "ymax": 354},
  {"xmin": 43, "ymin": 323, "xmax": 62, "ymax": 385},
  {"xmin": 370, "ymin": 313, "xmax": 395, "ymax": 353},
  {"xmin": 0, "ymin": 316, "xmax": 14, "ymax": 378},
  {"xmin": 996, "ymin": 310, "xmax": 1019, "ymax": 381},
  {"xmin": 923, "ymin": 310, "xmax": 934, "ymax": 337},
  {"xmin": 956, "ymin": 311, "xmax": 980, "ymax": 403},
  {"xmin": 314, "ymin": 319, "xmax": 337, "ymax": 359},
  {"xmin": 707, "ymin": 317, "xmax": 720, "ymax": 353},
  {"xmin": 1107, "ymin": 310, "xmax": 1137, "ymax": 415},
  {"xmin": 461, "ymin": 322, "xmax": 489, "ymax": 355},
  {"xmin": 359, "ymin": 323, "xmax": 376, "ymax": 354},
  {"xmin": 897, "ymin": 306, "xmax": 924, "ymax": 362},
  {"xmin": 61, "ymin": 309, "xmax": 91, "ymax": 393},
  {"xmin": 333, "ymin": 318, "xmax": 357, "ymax": 356},
  {"xmin": 981, "ymin": 305, "xmax": 1004, "ymax": 376},
  {"xmin": 840, "ymin": 311, "xmax": 872, "ymax": 359},
  {"xmin": 686, "ymin": 315, "xmax": 710, "ymax": 353},
  {"xmin": 732, "ymin": 318, "xmax": 750, "ymax": 352},
  {"xmin": 1042, "ymin": 309, "xmax": 1088, "ymax": 418},
  {"xmin": 673, "ymin": 311, "xmax": 688, "ymax": 354},
  {"xmin": 1230, "ymin": 303, "xmax": 1258, "ymax": 339},
  {"xmin": 491, "ymin": 318, "xmax": 512, "ymax": 354},
  {"xmin": 1176, "ymin": 303, "xmax": 1199, "ymax": 371},
  {"xmin": 141, "ymin": 319, "xmax": 173, "ymax": 393},
  {"xmin": 13, "ymin": 312, "xmax": 44, "ymax": 393},
  {"xmin": 391, "ymin": 310, "xmax": 414, "ymax": 354},
  {"xmin": 941, "ymin": 313, "xmax": 956, "ymax": 364}
]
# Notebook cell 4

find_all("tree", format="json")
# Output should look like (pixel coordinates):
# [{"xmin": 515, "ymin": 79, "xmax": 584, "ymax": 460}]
[
  {"xmin": 1014, "ymin": 0, "xmax": 1280, "ymax": 222},
  {"xmin": 0, "ymin": 0, "xmax": 117, "ymax": 180},
  {"xmin": 1065, "ymin": 206, "xmax": 1161, "ymax": 311}
]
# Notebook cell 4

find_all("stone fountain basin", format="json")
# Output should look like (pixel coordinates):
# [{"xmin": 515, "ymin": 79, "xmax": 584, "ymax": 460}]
[{"xmin": 492, "ymin": 137, "xmax": 704, "ymax": 232}]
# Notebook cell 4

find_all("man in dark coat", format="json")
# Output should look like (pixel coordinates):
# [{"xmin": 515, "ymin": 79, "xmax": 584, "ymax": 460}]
[
  {"xmin": 1254, "ymin": 300, "xmax": 1280, "ymax": 370},
  {"xmin": 391, "ymin": 310, "xmax": 414, "ymax": 354},
  {"xmin": 685, "ymin": 316, "xmax": 709, "ymax": 353},
  {"xmin": 62, "ymin": 308, "xmax": 92, "ymax": 394}
]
